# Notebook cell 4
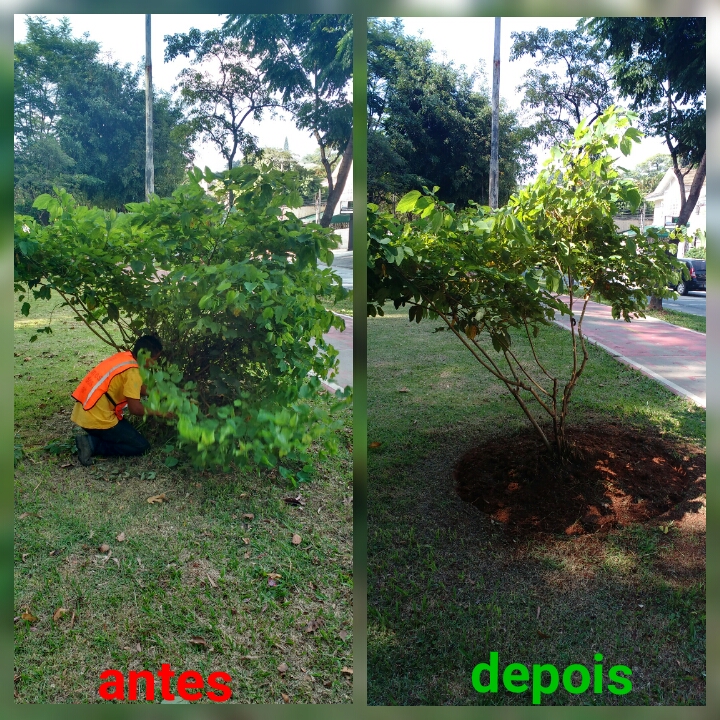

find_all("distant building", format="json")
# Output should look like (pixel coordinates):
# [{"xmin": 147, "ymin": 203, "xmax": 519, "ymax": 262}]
[{"xmin": 645, "ymin": 167, "xmax": 706, "ymax": 236}]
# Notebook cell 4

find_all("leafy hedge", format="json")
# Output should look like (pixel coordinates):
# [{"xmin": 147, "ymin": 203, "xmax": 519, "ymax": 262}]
[{"xmin": 15, "ymin": 165, "xmax": 351, "ymax": 470}]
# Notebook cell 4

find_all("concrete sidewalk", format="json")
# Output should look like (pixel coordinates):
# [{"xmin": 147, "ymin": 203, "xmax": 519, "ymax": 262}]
[
  {"xmin": 319, "ymin": 248, "xmax": 353, "ymax": 289},
  {"xmin": 554, "ymin": 299, "xmax": 705, "ymax": 407},
  {"xmin": 321, "ymin": 314, "xmax": 353, "ymax": 392},
  {"xmin": 318, "ymin": 248, "xmax": 353, "ymax": 392}
]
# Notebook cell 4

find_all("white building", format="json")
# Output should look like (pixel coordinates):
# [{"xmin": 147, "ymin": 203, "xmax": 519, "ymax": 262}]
[{"xmin": 644, "ymin": 167, "xmax": 706, "ymax": 237}]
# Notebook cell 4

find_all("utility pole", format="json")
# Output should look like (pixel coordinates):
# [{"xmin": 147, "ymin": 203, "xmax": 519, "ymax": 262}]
[
  {"xmin": 489, "ymin": 17, "xmax": 501, "ymax": 209},
  {"xmin": 145, "ymin": 14, "xmax": 154, "ymax": 201}
]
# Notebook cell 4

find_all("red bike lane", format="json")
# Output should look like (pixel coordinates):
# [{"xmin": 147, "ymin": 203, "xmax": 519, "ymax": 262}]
[{"xmin": 554, "ymin": 298, "xmax": 705, "ymax": 407}]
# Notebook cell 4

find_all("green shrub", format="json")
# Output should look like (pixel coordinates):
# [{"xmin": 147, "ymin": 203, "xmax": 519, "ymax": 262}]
[
  {"xmin": 368, "ymin": 107, "xmax": 681, "ymax": 459},
  {"xmin": 15, "ymin": 165, "xmax": 351, "ymax": 469}
]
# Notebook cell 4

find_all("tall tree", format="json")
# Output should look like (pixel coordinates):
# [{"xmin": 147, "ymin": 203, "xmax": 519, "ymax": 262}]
[
  {"xmin": 222, "ymin": 14, "xmax": 353, "ymax": 227},
  {"xmin": 164, "ymin": 27, "xmax": 278, "ymax": 173},
  {"xmin": 254, "ymin": 146, "xmax": 323, "ymax": 204},
  {"xmin": 509, "ymin": 26, "xmax": 615, "ymax": 146},
  {"xmin": 584, "ymin": 16, "xmax": 706, "ymax": 227},
  {"xmin": 622, "ymin": 153, "xmax": 673, "ymax": 197},
  {"xmin": 14, "ymin": 16, "xmax": 193, "ymax": 214},
  {"xmin": 368, "ymin": 18, "xmax": 534, "ymax": 209}
]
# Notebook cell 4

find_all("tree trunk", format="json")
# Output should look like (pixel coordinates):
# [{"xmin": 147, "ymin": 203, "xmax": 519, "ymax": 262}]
[
  {"xmin": 648, "ymin": 294, "xmax": 664, "ymax": 310},
  {"xmin": 320, "ymin": 136, "xmax": 352, "ymax": 228},
  {"xmin": 676, "ymin": 152, "xmax": 706, "ymax": 226}
]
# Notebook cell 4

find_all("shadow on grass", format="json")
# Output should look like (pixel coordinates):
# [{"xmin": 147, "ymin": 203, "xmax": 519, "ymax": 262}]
[{"xmin": 367, "ymin": 309, "xmax": 705, "ymax": 706}]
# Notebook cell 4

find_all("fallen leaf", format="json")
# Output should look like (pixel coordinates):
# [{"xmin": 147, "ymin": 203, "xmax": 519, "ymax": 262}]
[
  {"xmin": 277, "ymin": 662, "xmax": 288, "ymax": 674},
  {"xmin": 115, "ymin": 532, "xmax": 126, "ymax": 542},
  {"xmin": 59, "ymin": 462, "xmax": 73, "ymax": 469},
  {"xmin": 398, "ymin": 388, "xmax": 410, "ymax": 393},
  {"xmin": 281, "ymin": 693, "xmax": 290, "ymax": 703},
  {"xmin": 207, "ymin": 574, "xmax": 217, "ymax": 588},
  {"xmin": 53, "ymin": 608, "xmax": 69, "ymax": 622},
  {"xmin": 21, "ymin": 553, "xmax": 29, "ymax": 562},
  {"xmin": 368, "ymin": 441, "xmax": 382, "ymax": 449},
  {"xmin": 70, "ymin": 610, "xmax": 76, "ymax": 628},
  {"xmin": 241, "ymin": 655, "xmax": 259, "ymax": 660},
  {"xmin": 112, "ymin": 558, "xmax": 120, "ymax": 566},
  {"xmin": 189, "ymin": 636, "xmax": 208, "ymax": 647},
  {"xmin": 98, "ymin": 543, "xmax": 111, "ymax": 553},
  {"xmin": 147, "ymin": 494, "xmax": 167, "ymax": 504},
  {"xmin": 291, "ymin": 534, "xmax": 302, "ymax": 545},
  {"xmin": 341, "ymin": 667, "xmax": 353, "ymax": 676},
  {"xmin": 239, "ymin": 492, "xmax": 248, "ymax": 498},
  {"xmin": 243, "ymin": 513, "xmax": 254, "ymax": 520},
  {"xmin": 21, "ymin": 612, "xmax": 38, "ymax": 623},
  {"xmin": 283, "ymin": 494, "xmax": 306, "ymax": 506},
  {"xmin": 242, "ymin": 538, "xmax": 250, "ymax": 545},
  {"xmin": 323, "ymin": 680, "xmax": 332, "ymax": 688},
  {"xmin": 304, "ymin": 618, "xmax": 323, "ymax": 633},
  {"xmin": 536, "ymin": 606, "xmax": 541, "ymax": 620},
  {"xmin": 537, "ymin": 630, "xmax": 550, "ymax": 639},
  {"xmin": 339, "ymin": 630, "xmax": 349, "ymax": 641},
  {"xmin": 24, "ymin": 357, "xmax": 32, "ymax": 362},
  {"xmin": 243, "ymin": 552, "xmax": 250, "ymax": 559},
  {"xmin": 49, "ymin": 549, "xmax": 60, "ymax": 557},
  {"xmin": 268, "ymin": 573, "xmax": 282, "ymax": 580}
]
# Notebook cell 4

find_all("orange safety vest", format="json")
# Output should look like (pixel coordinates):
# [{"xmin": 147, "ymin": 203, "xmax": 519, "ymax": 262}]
[{"xmin": 71, "ymin": 350, "xmax": 139, "ymax": 421}]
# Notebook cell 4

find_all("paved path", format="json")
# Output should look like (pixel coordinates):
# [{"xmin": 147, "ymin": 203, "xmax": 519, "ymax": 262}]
[
  {"xmin": 322, "ymin": 314, "xmax": 353, "ymax": 391},
  {"xmin": 319, "ymin": 248, "xmax": 353, "ymax": 391},
  {"xmin": 554, "ymin": 299, "xmax": 705, "ymax": 407}
]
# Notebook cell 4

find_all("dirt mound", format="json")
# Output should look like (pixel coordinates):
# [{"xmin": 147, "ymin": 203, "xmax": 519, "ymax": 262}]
[{"xmin": 454, "ymin": 424, "xmax": 705, "ymax": 535}]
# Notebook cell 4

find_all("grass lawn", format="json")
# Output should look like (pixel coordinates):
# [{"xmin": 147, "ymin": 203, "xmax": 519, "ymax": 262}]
[
  {"xmin": 588, "ymin": 292, "xmax": 705, "ymax": 333},
  {"xmin": 367, "ymin": 305, "xmax": 705, "ymax": 706},
  {"xmin": 14, "ymin": 296, "xmax": 353, "ymax": 704},
  {"xmin": 320, "ymin": 292, "xmax": 353, "ymax": 318},
  {"xmin": 642, "ymin": 307, "xmax": 705, "ymax": 334}
]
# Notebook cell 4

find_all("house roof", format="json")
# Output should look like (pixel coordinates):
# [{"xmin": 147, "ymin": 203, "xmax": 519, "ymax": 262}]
[{"xmin": 645, "ymin": 166, "xmax": 705, "ymax": 201}]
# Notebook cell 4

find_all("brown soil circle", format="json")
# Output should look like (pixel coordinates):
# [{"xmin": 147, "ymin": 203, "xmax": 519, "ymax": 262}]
[{"xmin": 454, "ymin": 423, "xmax": 705, "ymax": 535}]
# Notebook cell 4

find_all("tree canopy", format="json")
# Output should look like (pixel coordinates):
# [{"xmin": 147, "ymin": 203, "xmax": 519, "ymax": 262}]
[
  {"xmin": 368, "ymin": 18, "xmax": 534, "ymax": 209},
  {"xmin": 14, "ymin": 16, "xmax": 194, "ymax": 215},
  {"xmin": 222, "ymin": 14, "xmax": 353, "ymax": 227},
  {"xmin": 253, "ymin": 146, "xmax": 323, "ymax": 205},
  {"xmin": 584, "ymin": 16, "xmax": 706, "ymax": 226},
  {"xmin": 163, "ymin": 27, "xmax": 278, "ymax": 173},
  {"xmin": 509, "ymin": 26, "xmax": 615, "ymax": 146}
]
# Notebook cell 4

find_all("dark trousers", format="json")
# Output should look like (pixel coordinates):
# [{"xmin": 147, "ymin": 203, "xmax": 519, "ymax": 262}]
[{"xmin": 85, "ymin": 419, "xmax": 150, "ymax": 457}]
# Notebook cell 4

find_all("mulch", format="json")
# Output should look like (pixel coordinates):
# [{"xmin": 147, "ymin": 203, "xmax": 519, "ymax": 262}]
[{"xmin": 454, "ymin": 423, "xmax": 705, "ymax": 535}]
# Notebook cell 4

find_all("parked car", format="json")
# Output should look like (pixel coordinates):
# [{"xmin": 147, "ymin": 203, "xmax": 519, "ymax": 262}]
[{"xmin": 670, "ymin": 259, "xmax": 706, "ymax": 295}]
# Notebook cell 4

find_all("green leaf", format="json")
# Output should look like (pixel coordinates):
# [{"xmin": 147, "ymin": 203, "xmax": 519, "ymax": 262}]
[
  {"xmin": 396, "ymin": 190, "xmax": 422, "ymax": 214},
  {"xmin": 129, "ymin": 260, "xmax": 144, "ymax": 274},
  {"xmin": 21, "ymin": 302, "xmax": 30, "ymax": 317},
  {"xmin": 164, "ymin": 456, "xmax": 179, "ymax": 468},
  {"xmin": 430, "ymin": 210, "xmax": 443, "ymax": 233}
]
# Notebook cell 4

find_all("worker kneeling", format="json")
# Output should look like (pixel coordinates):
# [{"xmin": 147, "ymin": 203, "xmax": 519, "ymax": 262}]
[{"xmin": 71, "ymin": 335, "xmax": 169, "ymax": 466}]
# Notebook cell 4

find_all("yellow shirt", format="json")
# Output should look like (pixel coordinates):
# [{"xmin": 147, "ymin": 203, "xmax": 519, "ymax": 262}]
[{"xmin": 70, "ymin": 367, "xmax": 142, "ymax": 430}]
